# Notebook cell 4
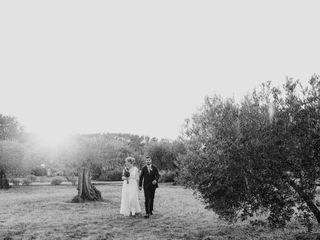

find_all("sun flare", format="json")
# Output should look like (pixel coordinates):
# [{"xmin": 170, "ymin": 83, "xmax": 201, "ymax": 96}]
[{"xmin": 35, "ymin": 130, "xmax": 73, "ymax": 148}]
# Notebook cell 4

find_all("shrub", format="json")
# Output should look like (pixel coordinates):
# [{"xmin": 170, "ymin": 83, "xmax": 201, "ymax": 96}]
[
  {"xmin": 90, "ymin": 163, "xmax": 102, "ymax": 180},
  {"xmin": 158, "ymin": 170, "xmax": 177, "ymax": 183},
  {"xmin": 26, "ymin": 175, "xmax": 37, "ymax": 182},
  {"xmin": 10, "ymin": 178, "xmax": 21, "ymax": 186},
  {"xmin": 31, "ymin": 167, "xmax": 47, "ymax": 176},
  {"xmin": 50, "ymin": 176, "xmax": 64, "ymax": 185},
  {"xmin": 98, "ymin": 170, "xmax": 122, "ymax": 181},
  {"xmin": 51, "ymin": 170, "xmax": 63, "ymax": 177},
  {"xmin": 22, "ymin": 178, "xmax": 32, "ymax": 186}
]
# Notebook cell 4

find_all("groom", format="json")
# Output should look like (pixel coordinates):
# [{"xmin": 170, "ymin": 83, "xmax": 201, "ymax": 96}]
[{"xmin": 139, "ymin": 155, "xmax": 160, "ymax": 218}]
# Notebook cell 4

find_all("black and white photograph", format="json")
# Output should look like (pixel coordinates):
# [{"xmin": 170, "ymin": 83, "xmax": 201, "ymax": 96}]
[{"xmin": 1, "ymin": 1, "xmax": 320, "ymax": 239}]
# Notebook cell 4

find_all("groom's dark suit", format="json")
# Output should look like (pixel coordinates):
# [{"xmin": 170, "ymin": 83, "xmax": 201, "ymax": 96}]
[{"xmin": 139, "ymin": 165, "xmax": 160, "ymax": 215}]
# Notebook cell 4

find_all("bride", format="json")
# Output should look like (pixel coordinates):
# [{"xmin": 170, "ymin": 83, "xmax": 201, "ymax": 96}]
[{"xmin": 120, "ymin": 157, "xmax": 141, "ymax": 216}]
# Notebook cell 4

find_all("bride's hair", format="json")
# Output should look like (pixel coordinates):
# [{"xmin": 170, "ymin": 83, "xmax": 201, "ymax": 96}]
[{"xmin": 125, "ymin": 156, "xmax": 135, "ymax": 164}]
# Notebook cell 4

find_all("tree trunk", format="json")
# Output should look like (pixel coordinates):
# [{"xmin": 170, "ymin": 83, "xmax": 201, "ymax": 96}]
[
  {"xmin": 288, "ymin": 179, "xmax": 320, "ymax": 224},
  {"xmin": 72, "ymin": 167, "xmax": 103, "ymax": 203},
  {"xmin": 0, "ymin": 169, "xmax": 10, "ymax": 189}
]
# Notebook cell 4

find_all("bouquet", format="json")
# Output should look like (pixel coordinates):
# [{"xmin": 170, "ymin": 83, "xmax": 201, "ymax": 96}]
[{"xmin": 124, "ymin": 168, "xmax": 130, "ymax": 184}]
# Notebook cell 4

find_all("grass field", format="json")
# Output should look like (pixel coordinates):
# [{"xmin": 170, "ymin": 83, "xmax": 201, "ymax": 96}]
[{"xmin": 0, "ymin": 183, "xmax": 319, "ymax": 240}]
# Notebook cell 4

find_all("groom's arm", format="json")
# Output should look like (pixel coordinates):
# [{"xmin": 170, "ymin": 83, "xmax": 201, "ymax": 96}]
[
  {"xmin": 154, "ymin": 167, "xmax": 160, "ymax": 182},
  {"xmin": 139, "ymin": 168, "xmax": 144, "ymax": 187},
  {"xmin": 151, "ymin": 166, "xmax": 160, "ymax": 186}
]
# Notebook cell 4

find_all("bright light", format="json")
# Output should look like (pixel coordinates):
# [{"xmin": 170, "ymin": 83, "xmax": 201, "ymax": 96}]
[{"xmin": 34, "ymin": 130, "xmax": 73, "ymax": 148}]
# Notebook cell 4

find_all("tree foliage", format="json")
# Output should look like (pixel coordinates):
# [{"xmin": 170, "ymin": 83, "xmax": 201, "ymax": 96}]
[
  {"xmin": 0, "ymin": 113, "xmax": 183, "ymax": 184},
  {"xmin": 180, "ymin": 76, "xmax": 320, "ymax": 227},
  {"xmin": 0, "ymin": 114, "xmax": 24, "ymax": 188},
  {"xmin": 0, "ymin": 114, "xmax": 22, "ymax": 141},
  {"xmin": 146, "ymin": 140, "xmax": 185, "ymax": 170},
  {"xmin": 0, "ymin": 140, "xmax": 25, "ymax": 176}
]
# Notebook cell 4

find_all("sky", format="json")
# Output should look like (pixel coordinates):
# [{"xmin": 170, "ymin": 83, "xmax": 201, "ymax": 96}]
[{"xmin": 0, "ymin": 1, "xmax": 319, "ymax": 142}]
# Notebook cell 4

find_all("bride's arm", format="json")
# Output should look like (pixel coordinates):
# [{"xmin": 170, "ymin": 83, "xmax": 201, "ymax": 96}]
[
  {"xmin": 121, "ymin": 169, "xmax": 126, "ymax": 181},
  {"xmin": 136, "ymin": 167, "xmax": 141, "ymax": 186},
  {"xmin": 135, "ymin": 167, "xmax": 140, "ymax": 180}
]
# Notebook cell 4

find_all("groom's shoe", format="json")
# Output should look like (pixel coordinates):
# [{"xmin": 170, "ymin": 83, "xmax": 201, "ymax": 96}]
[
  {"xmin": 150, "ymin": 211, "xmax": 153, "ymax": 215},
  {"xmin": 144, "ymin": 214, "xmax": 150, "ymax": 218}
]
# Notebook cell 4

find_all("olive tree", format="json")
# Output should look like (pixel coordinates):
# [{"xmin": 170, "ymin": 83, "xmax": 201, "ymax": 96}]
[{"xmin": 179, "ymin": 76, "xmax": 320, "ymax": 228}]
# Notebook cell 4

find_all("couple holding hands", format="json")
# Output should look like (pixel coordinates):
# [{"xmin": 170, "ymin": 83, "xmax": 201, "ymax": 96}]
[{"xmin": 120, "ymin": 155, "xmax": 160, "ymax": 219}]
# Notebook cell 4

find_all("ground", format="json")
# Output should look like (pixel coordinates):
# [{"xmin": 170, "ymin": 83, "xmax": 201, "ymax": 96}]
[{"xmin": 0, "ymin": 183, "xmax": 319, "ymax": 240}]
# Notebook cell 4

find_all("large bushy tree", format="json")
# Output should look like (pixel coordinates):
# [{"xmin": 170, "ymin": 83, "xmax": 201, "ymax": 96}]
[{"xmin": 179, "ymin": 76, "xmax": 320, "ymax": 227}]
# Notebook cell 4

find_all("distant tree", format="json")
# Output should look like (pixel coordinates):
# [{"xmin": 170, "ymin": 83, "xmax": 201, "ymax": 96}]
[
  {"xmin": 0, "ymin": 114, "xmax": 24, "ymax": 189},
  {"xmin": 179, "ymin": 76, "xmax": 320, "ymax": 228},
  {"xmin": 30, "ymin": 166, "xmax": 47, "ymax": 176},
  {"xmin": 22, "ymin": 143, "xmax": 52, "ymax": 175},
  {"xmin": 53, "ymin": 133, "xmax": 145, "ymax": 182},
  {"xmin": 0, "ymin": 140, "xmax": 25, "ymax": 188},
  {"xmin": 146, "ymin": 140, "xmax": 185, "ymax": 170},
  {"xmin": 0, "ymin": 114, "xmax": 21, "ymax": 140}
]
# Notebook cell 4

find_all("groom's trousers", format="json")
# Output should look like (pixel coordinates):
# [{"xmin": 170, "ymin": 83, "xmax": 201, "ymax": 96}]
[{"xmin": 143, "ymin": 186, "xmax": 156, "ymax": 214}]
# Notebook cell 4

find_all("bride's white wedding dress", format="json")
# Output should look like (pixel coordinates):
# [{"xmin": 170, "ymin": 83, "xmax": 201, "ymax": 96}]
[{"xmin": 120, "ymin": 166, "xmax": 141, "ymax": 216}]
